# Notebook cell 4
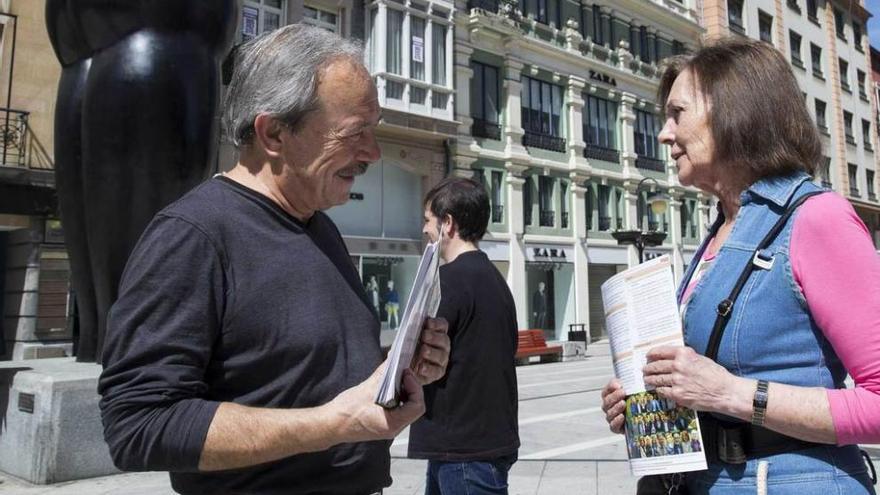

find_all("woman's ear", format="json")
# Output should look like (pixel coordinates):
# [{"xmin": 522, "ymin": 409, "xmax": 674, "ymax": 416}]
[{"xmin": 252, "ymin": 114, "xmax": 286, "ymax": 157}]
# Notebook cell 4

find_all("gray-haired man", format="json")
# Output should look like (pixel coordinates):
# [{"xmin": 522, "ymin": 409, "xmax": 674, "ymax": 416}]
[{"xmin": 98, "ymin": 25, "xmax": 450, "ymax": 494}]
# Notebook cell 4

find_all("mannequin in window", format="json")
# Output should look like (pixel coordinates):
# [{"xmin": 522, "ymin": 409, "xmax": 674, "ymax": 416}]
[
  {"xmin": 385, "ymin": 280, "xmax": 400, "ymax": 329},
  {"xmin": 532, "ymin": 281, "xmax": 548, "ymax": 329},
  {"xmin": 45, "ymin": 0, "xmax": 239, "ymax": 362},
  {"xmin": 366, "ymin": 275, "xmax": 380, "ymax": 317}
]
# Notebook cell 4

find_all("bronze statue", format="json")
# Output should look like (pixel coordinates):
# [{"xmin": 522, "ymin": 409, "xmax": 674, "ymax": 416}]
[{"xmin": 46, "ymin": 0, "xmax": 240, "ymax": 362}]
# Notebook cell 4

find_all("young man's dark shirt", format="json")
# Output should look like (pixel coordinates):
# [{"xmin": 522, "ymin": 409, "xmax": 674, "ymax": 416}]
[
  {"xmin": 98, "ymin": 177, "xmax": 389, "ymax": 495},
  {"xmin": 407, "ymin": 250, "xmax": 520, "ymax": 460}
]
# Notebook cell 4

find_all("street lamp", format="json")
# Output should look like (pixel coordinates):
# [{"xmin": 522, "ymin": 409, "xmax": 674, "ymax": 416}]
[{"xmin": 611, "ymin": 177, "xmax": 669, "ymax": 264}]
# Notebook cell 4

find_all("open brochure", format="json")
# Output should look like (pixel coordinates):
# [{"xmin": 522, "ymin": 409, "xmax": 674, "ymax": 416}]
[
  {"xmin": 600, "ymin": 255, "xmax": 707, "ymax": 476},
  {"xmin": 375, "ymin": 237, "xmax": 443, "ymax": 408}
]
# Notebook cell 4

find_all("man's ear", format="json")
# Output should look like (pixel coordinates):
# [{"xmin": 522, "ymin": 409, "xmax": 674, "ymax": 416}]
[
  {"xmin": 252, "ymin": 114, "xmax": 286, "ymax": 158},
  {"xmin": 442, "ymin": 214, "xmax": 456, "ymax": 238}
]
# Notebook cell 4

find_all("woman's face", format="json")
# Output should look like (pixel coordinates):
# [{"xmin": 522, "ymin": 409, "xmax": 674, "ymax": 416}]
[{"xmin": 658, "ymin": 69, "xmax": 717, "ymax": 190}]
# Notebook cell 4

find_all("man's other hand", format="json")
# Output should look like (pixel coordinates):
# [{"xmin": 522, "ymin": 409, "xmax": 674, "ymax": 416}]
[
  {"xmin": 411, "ymin": 317, "xmax": 450, "ymax": 385},
  {"xmin": 331, "ymin": 362, "xmax": 425, "ymax": 443}
]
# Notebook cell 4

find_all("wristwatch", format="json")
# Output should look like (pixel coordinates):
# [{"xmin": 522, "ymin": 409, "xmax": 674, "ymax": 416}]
[{"xmin": 751, "ymin": 379, "xmax": 769, "ymax": 426}]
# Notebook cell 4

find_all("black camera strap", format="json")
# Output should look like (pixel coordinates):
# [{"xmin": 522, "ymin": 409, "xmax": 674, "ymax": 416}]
[{"xmin": 704, "ymin": 190, "xmax": 825, "ymax": 362}]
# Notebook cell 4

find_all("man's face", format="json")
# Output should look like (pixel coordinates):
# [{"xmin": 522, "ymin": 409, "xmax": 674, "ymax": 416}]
[
  {"xmin": 538, "ymin": 282, "xmax": 545, "ymax": 292},
  {"xmin": 280, "ymin": 59, "xmax": 381, "ymax": 212}
]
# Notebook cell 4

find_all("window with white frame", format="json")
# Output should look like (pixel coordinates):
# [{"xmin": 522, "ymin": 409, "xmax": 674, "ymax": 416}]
[
  {"xmin": 303, "ymin": 4, "xmax": 339, "ymax": 32},
  {"xmin": 242, "ymin": 0, "xmax": 286, "ymax": 41},
  {"xmin": 366, "ymin": 0, "xmax": 454, "ymax": 119}
]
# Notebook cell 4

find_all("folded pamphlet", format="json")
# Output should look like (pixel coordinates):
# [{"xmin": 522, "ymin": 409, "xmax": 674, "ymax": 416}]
[
  {"xmin": 600, "ymin": 255, "xmax": 707, "ymax": 476},
  {"xmin": 375, "ymin": 237, "xmax": 442, "ymax": 408}
]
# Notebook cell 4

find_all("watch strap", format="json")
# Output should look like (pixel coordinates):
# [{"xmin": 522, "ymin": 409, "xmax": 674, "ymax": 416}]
[{"xmin": 751, "ymin": 379, "xmax": 769, "ymax": 426}]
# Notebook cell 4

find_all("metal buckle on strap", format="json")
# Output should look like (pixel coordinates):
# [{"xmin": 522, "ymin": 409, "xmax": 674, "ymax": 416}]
[
  {"xmin": 716, "ymin": 299, "xmax": 733, "ymax": 317},
  {"xmin": 752, "ymin": 250, "xmax": 775, "ymax": 270}
]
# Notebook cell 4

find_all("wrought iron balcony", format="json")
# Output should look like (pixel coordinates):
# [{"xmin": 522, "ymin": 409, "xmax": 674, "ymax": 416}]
[
  {"xmin": 635, "ymin": 156, "xmax": 666, "ymax": 172},
  {"xmin": 539, "ymin": 210, "xmax": 554, "ymax": 227},
  {"xmin": 598, "ymin": 216, "xmax": 611, "ymax": 231},
  {"xmin": 583, "ymin": 143, "xmax": 620, "ymax": 163},
  {"xmin": 850, "ymin": 187, "xmax": 861, "ymax": 197},
  {"xmin": 467, "ymin": 0, "xmax": 499, "ymax": 13},
  {"xmin": 787, "ymin": 0, "xmax": 801, "ymax": 14},
  {"xmin": 472, "ymin": 118, "xmax": 501, "ymax": 140},
  {"xmin": 648, "ymin": 220, "xmax": 659, "ymax": 231},
  {"xmin": 869, "ymin": 192, "xmax": 877, "ymax": 202},
  {"xmin": 846, "ymin": 134, "xmax": 857, "ymax": 145},
  {"xmin": 561, "ymin": 211, "xmax": 569, "ymax": 229},
  {"xmin": 522, "ymin": 131, "xmax": 566, "ymax": 153},
  {"xmin": 492, "ymin": 204, "xmax": 504, "ymax": 223},
  {"xmin": 730, "ymin": 22, "xmax": 746, "ymax": 36}
]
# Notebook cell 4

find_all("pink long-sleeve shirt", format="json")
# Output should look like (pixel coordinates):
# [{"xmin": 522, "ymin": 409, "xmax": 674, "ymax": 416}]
[
  {"xmin": 682, "ymin": 192, "xmax": 880, "ymax": 444},
  {"xmin": 791, "ymin": 193, "xmax": 880, "ymax": 445}
]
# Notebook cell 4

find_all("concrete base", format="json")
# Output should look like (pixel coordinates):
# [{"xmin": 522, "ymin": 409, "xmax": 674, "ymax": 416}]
[
  {"xmin": 559, "ymin": 341, "xmax": 586, "ymax": 362},
  {"xmin": 0, "ymin": 357, "xmax": 119, "ymax": 484},
  {"xmin": 8, "ymin": 342, "xmax": 73, "ymax": 360}
]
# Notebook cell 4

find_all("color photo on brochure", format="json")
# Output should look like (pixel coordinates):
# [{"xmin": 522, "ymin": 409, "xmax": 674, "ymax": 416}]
[
  {"xmin": 600, "ymin": 256, "xmax": 707, "ymax": 476},
  {"xmin": 624, "ymin": 390, "xmax": 705, "ymax": 475}
]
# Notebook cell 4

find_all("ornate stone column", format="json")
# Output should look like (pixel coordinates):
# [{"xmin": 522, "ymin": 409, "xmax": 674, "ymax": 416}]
[{"xmin": 566, "ymin": 75, "xmax": 588, "ymax": 169}]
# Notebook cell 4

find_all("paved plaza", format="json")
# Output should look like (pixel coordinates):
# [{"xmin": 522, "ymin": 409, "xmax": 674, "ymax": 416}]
[{"xmin": 0, "ymin": 342, "xmax": 877, "ymax": 494}]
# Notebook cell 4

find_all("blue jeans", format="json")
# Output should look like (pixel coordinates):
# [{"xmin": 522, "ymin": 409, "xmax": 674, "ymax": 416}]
[
  {"xmin": 425, "ymin": 455, "xmax": 516, "ymax": 495},
  {"xmin": 685, "ymin": 445, "xmax": 876, "ymax": 494}
]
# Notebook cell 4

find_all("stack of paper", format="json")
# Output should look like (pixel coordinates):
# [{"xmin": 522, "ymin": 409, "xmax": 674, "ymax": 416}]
[{"xmin": 375, "ymin": 238, "xmax": 443, "ymax": 408}]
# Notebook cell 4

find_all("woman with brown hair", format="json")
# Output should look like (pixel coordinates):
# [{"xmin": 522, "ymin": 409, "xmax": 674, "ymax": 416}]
[{"xmin": 601, "ymin": 38, "xmax": 879, "ymax": 493}]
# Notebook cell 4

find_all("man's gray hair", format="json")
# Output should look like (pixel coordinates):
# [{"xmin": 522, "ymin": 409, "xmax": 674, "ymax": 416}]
[{"xmin": 222, "ymin": 24, "xmax": 364, "ymax": 147}]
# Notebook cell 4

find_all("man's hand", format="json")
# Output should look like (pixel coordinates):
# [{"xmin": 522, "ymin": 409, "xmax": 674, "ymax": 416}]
[
  {"xmin": 331, "ymin": 362, "xmax": 426, "ymax": 444},
  {"xmin": 411, "ymin": 317, "xmax": 450, "ymax": 385}
]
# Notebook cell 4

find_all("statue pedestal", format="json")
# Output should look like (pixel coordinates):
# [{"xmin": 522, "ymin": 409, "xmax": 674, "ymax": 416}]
[{"xmin": 0, "ymin": 358, "xmax": 119, "ymax": 483}]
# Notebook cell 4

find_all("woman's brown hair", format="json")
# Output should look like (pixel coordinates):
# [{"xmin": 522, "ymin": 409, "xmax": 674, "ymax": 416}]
[{"xmin": 658, "ymin": 38, "xmax": 821, "ymax": 179}]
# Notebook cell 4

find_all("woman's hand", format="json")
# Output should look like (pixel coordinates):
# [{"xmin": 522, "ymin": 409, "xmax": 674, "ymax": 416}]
[
  {"xmin": 643, "ymin": 346, "xmax": 751, "ymax": 416},
  {"xmin": 601, "ymin": 378, "xmax": 627, "ymax": 434}
]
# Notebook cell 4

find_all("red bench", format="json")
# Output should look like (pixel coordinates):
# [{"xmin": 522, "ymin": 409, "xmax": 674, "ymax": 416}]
[{"xmin": 515, "ymin": 329, "xmax": 563, "ymax": 365}]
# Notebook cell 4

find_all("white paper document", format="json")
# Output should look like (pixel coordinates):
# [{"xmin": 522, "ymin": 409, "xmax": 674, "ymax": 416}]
[
  {"xmin": 375, "ymin": 239, "xmax": 442, "ymax": 408},
  {"xmin": 600, "ymin": 255, "xmax": 707, "ymax": 476}
]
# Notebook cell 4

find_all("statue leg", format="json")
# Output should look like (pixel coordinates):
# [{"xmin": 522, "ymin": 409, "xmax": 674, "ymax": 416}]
[
  {"xmin": 81, "ymin": 32, "xmax": 222, "ymax": 363},
  {"xmin": 54, "ymin": 58, "xmax": 100, "ymax": 362}
]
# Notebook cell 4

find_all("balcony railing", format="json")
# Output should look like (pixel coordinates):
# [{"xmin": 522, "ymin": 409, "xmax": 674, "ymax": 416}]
[
  {"xmin": 787, "ymin": 0, "xmax": 801, "ymax": 14},
  {"xmin": 561, "ymin": 211, "xmax": 569, "ymax": 229},
  {"xmin": 467, "ymin": 0, "xmax": 499, "ymax": 12},
  {"xmin": 524, "ymin": 208, "xmax": 533, "ymax": 226},
  {"xmin": 846, "ymin": 134, "xmax": 856, "ymax": 145},
  {"xmin": 492, "ymin": 204, "xmax": 504, "ymax": 223},
  {"xmin": 730, "ymin": 21, "xmax": 746, "ymax": 36},
  {"xmin": 0, "ymin": 108, "xmax": 53, "ymax": 171},
  {"xmin": 841, "ymin": 82, "xmax": 851, "ymax": 93},
  {"xmin": 598, "ymin": 216, "xmax": 611, "ymax": 231},
  {"xmin": 583, "ymin": 143, "xmax": 620, "ymax": 163},
  {"xmin": 817, "ymin": 123, "xmax": 829, "ymax": 134},
  {"xmin": 539, "ymin": 210, "xmax": 555, "ymax": 227},
  {"xmin": 472, "ymin": 118, "xmax": 501, "ymax": 140},
  {"xmin": 635, "ymin": 156, "xmax": 666, "ymax": 172},
  {"xmin": 850, "ymin": 187, "xmax": 861, "ymax": 197},
  {"xmin": 522, "ymin": 131, "xmax": 566, "ymax": 153},
  {"xmin": 869, "ymin": 192, "xmax": 877, "ymax": 202}
]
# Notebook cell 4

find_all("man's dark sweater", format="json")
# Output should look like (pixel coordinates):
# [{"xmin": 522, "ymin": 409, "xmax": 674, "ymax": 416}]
[
  {"xmin": 407, "ymin": 250, "xmax": 520, "ymax": 460},
  {"xmin": 98, "ymin": 177, "xmax": 389, "ymax": 494}
]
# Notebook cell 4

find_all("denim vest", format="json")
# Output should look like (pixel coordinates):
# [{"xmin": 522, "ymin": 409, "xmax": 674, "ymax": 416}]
[{"xmin": 678, "ymin": 172, "xmax": 846, "ymax": 389}]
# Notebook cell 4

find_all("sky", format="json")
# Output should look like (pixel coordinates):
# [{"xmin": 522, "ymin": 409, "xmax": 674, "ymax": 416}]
[{"xmin": 869, "ymin": 0, "xmax": 880, "ymax": 48}]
